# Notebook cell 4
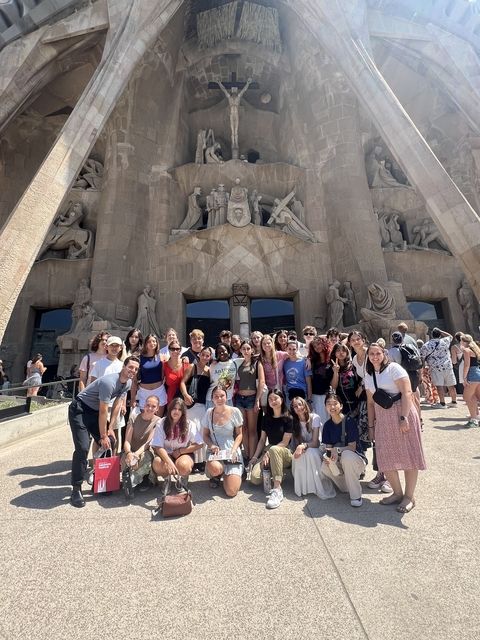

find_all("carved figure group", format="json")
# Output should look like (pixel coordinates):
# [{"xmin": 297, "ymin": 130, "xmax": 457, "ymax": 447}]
[
  {"xmin": 457, "ymin": 279, "xmax": 480, "ymax": 337},
  {"xmin": 267, "ymin": 188, "xmax": 315, "ymax": 242},
  {"xmin": 360, "ymin": 283, "xmax": 396, "ymax": 322},
  {"xmin": 73, "ymin": 157, "xmax": 104, "ymax": 190},
  {"xmin": 366, "ymin": 144, "xmax": 412, "ymax": 189},
  {"xmin": 195, "ymin": 129, "xmax": 218, "ymax": 164},
  {"xmin": 376, "ymin": 210, "xmax": 407, "ymax": 251},
  {"xmin": 412, "ymin": 218, "xmax": 450, "ymax": 252},
  {"xmin": 38, "ymin": 201, "xmax": 94, "ymax": 260},
  {"xmin": 326, "ymin": 281, "xmax": 347, "ymax": 329}
]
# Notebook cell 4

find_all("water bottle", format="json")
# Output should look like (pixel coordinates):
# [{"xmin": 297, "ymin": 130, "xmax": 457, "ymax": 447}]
[{"xmin": 262, "ymin": 468, "xmax": 272, "ymax": 494}]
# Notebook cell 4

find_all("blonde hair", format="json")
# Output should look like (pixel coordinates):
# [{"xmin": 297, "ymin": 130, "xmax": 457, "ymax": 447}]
[{"xmin": 462, "ymin": 334, "xmax": 480, "ymax": 359}]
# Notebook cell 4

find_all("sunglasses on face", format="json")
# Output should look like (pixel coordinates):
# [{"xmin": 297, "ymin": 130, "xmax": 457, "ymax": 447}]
[
  {"xmin": 304, "ymin": 332, "xmax": 315, "ymax": 336},
  {"xmin": 169, "ymin": 347, "xmax": 181, "ymax": 352}
]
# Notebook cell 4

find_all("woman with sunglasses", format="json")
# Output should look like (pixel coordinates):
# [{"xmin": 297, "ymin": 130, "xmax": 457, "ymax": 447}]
[{"xmin": 163, "ymin": 339, "xmax": 190, "ymax": 404}]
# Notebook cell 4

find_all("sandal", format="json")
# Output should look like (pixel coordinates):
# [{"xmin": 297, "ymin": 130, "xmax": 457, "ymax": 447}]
[
  {"xmin": 379, "ymin": 493, "xmax": 403, "ymax": 505},
  {"xmin": 396, "ymin": 497, "xmax": 415, "ymax": 513}
]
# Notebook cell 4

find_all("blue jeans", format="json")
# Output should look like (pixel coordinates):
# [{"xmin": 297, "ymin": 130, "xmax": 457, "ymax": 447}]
[{"xmin": 235, "ymin": 394, "xmax": 256, "ymax": 410}]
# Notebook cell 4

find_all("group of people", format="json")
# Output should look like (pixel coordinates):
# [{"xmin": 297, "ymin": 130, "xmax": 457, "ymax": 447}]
[{"xmin": 66, "ymin": 321, "xmax": 436, "ymax": 515}]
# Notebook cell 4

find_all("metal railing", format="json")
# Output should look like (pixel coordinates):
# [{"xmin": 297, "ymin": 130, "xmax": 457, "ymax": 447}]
[{"xmin": 1, "ymin": 377, "xmax": 80, "ymax": 401}]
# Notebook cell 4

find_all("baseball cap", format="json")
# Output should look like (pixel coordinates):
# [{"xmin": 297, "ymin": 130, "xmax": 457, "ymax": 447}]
[{"xmin": 107, "ymin": 336, "xmax": 123, "ymax": 346}]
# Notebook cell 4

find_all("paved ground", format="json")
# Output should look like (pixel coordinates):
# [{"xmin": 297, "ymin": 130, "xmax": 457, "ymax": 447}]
[{"xmin": 1, "ymin": 400, "xmax": 480, "ymax": 640}]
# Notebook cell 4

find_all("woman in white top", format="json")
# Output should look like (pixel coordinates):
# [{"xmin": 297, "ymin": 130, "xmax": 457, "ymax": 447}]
[
  {"xmin": 78, "ymin": 332, "xmax": 109, "ymax": 391},
  {"xmin": 151, "ymin": 398, "xmax": 203, "ymax": 481},
  {"xmin": 206, "ymin": 343, "xmax": 238, "ymax": 408},
  {"xmin": 290, "ymin": 397, "xmax": 335, "ymax": 499}
]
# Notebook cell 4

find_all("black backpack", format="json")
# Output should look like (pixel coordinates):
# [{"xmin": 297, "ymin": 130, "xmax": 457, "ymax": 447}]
[{"xmin": 398, "ymin": 344, "xmax": 423, "ymax": 371}]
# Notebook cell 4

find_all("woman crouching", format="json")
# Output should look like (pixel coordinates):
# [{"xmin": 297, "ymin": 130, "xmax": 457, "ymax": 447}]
[{"xmin": 151, "ymin": 399, "xmax": 203, "ymax": 488}]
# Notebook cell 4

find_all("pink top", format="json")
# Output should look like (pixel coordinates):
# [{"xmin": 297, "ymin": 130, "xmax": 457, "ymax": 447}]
[{"xmin": 261, "ymin": 351, "xmax": 289, "ymax": 390}]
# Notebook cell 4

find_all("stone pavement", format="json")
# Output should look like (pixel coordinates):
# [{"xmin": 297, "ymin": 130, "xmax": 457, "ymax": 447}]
[{"xmin": 1, "ymin": 401, "xmax": 480, "ymax": 640}]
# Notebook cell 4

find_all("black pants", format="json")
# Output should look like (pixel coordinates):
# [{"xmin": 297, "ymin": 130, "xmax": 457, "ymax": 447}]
[{"xmin": 69, "ymin": 399, "xmax": 101, "ymax": 486}]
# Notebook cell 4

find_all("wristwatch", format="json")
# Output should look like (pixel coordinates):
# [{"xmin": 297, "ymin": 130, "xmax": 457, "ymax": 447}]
[{"xmin": 399, "ymin": 415, "xmax": 407, "ymax": 421}]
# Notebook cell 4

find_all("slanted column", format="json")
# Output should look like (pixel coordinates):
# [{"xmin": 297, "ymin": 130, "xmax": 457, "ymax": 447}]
[{"xmin": 285, "ymin": 0, "xmax": 480, "ymax": 297}]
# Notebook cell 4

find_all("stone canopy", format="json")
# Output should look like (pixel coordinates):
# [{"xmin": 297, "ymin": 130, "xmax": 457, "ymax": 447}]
[{"xmin": 1, "ymin": 0, "xmax": 480, "ymax": 378}]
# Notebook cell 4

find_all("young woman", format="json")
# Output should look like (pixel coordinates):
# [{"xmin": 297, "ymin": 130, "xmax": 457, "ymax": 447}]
[
  {"xmin": 24, "ymin": 354, "xmax": 47, "ymax": 397},
  {"xmin": 202, "ymin": 386, "xmax": 244, "ymax": 497},
  {"xmin": 460, "ymin": 334, "xmax": 480, "ymax": 427},
  {"xmin": 151, "ymin": 398, "xmax": 203, "ymax": 484},
  {"xmin": 78, "ymin": 331, "xmax": 109, "ymax": 391},
  {"xmin": 250, "ymin": 331, "xmax": 263, "ymax": 357},
  {"xmin": 260, "ymin": 334, "xmax": 288, "ymax": 395},
  {"xmin": 124, "ymin": 328, "xmax": 143, "ymax": 357},
  {"xmin": 206, "ymin": 343, "xmax": 238, "ymax": 408},
  {"xmin": 235, "ymin": 341, "xmax": 265, "ymax": 461},
  {"xmin": 364, "ymin": 343, "xmax": 426, "ymax": 513},
  {"xmin": 320, "ymin": 392, "xmax": 367, "ymax": 507},
  {"xmin": 290, "ymin": 397, "xmax": 335, "ymax": 499},
  {"xmin": 159, "ymin": 328, "xmax": 186, "ymax": 359},
  {"xmin": 180, "ymin": 346, "xmax": 211, "ymax": 469},
  {"xmin": 308, "ymin": 336, "xmax": 333, "ymax": 425},
  {"xmin": 163, "ymin": 339, "xmax": 189, "ymax": 404},
  {"xmin": 330, "ymin": 343, "xmax": 360, "ymax": 418},
  {"xmin": 274, "ymin": 330, "xmax": 288, "ymax": 353},
  {"xmin": 132, "ymin": 334, "xmax": 167, "ymax": 416},
  {"xmin": 249, "ymin": 389, "xmax": 293, "ymax": 509}
]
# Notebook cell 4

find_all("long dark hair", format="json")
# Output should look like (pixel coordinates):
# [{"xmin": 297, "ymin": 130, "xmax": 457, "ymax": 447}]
[
  {"xmin": 365, "ymin": 343, "xmax": 390, "ymax": 375},
  {"xmin": 290, "ymin": 396, "xmax": 312, "ymax": 441},
  {"xmin": 265, "ymin": 388, "xmax": 289, "ymax": 418},
  {"xmin": 90, "ymin": 332, "xmax": 110, "ymax": 353},
  {"xmin": 142, "ymin": 334, "xmax": 159, "ymax": 355},
  {"xmin": 331, "ymin": 343, "xmax": 353, "ymax": 371},
  {"xmin": 163, "ymin": 398, "xmax": 188, "ymax": 442},
  {"xmin": 125, "ymin": 328, "xmax": 143, "ymax": 354}
]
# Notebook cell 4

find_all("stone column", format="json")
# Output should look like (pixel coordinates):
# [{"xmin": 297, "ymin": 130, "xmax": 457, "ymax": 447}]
[
  {"xmin": 285, "ymin": 0, "xmax": 480, "ymax": 298},
  {"xmin": 0, "ymin": 0, "xmax": 183, "ymax": 341},
  {"xmin": 230, "ymin": 284, "xmax": 250, "ymax": 339}
]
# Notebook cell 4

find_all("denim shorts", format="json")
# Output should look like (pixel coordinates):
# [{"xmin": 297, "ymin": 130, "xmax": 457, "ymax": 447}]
[
  {"xmin": 235, "ymin": 394, "xmax": 256, "ymax": 410},
  {"xmin": 467, "ymin": 366, "xmax": 480, "ymax": 383}
]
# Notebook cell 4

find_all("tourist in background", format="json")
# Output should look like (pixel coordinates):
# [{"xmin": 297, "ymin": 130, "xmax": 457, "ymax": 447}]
[
  {"xmin": 24, "ymin": 354, "xmax": 46, "ymax": 397},
  {"xmin": 420, "ymin": 328, "xmax": 457, "ymax": 407},
  {"xmin": 459, "ymin": 334, "xmax": 480, "ymax": 428}
]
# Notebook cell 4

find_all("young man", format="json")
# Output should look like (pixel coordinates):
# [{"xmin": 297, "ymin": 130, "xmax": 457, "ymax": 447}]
[
  {"xmin": 184, "ymin": 329, "xmax": 207, "ymax": 363},
  {"xmin": 68, "ymin": 356, "xmax": 140, "ymax": 507},
  {"xmin": 283, "ymin": 341, "xmax": 312, "ymax": 401},
  {"xmin": 90, "ymin": 335, "xmax": 124, "ymax": 382}
]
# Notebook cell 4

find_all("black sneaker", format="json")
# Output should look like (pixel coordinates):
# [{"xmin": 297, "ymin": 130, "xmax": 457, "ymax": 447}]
[
  {"xmin": 138, "ymin": 475, "xmax": 153, "ymax": 493},
  {"xmin": 122, "ymin": 468, "xmax": 134, "ymax": 500}
]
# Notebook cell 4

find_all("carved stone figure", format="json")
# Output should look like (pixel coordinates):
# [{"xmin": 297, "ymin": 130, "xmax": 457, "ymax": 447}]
[
  {"xmin": 366, "ymin": 145, "xmax": 412, "ymax": 189},
  {"xmin": 179, "ymin": 187, "xmax": 203, "ymax": 230},
  {"xmin": 134, "ymin": 285, "xmax": 162, "ymax": 337},
  {"xmin": 341, "ymin": 281, "xmax": 357, "ymax": 326},
  {"xmin": 214, "ymin": 184, "xmax": 229, "ymax": 225},
  {"xmin": 205, "ymin": 142, "xmax": 224, "ymax": 164},
  {"xmin": 457, "ymin": 279, "xmax": 480, "ymax": 337},
  {"xmin": 360, "ymin": 283, "xmax": 396, "ymax": 322},
  {"xmin": 376, "ymin": 210, "xmax": 406, "ymax": 251},
  {"xmin": 73, "ymin": 157, "xmax": 104, "ymax": 190},
  {"xmin": 71, "ymin": 302, "xmax": 98, "ymax": 335},
  {"xmin": 326, "ymin": 281, "xmax": 347, "ymax": 329},
  {"xmin": 196, "ymin": 129, "xmax": 215, "ymax": 164},
  {"xmin": 206, "ymin": 188, "xmax": 217, "ymax": 228},
  {"xmin": 250, "ymin": 189, "xmax": 262, "ymax": 225},
  {"xmin": 70, "ymin": 279, "xmax": 92, "ymax": 332},
  {"xmin": 38, "ymin": 202, "xmax": 94, "ymax": 260},
  {"xmin": 267, "ymin": 189, "xmax": 316, "ymax": 242},
  {"xmin": 215, "ymin": 77, "xmax": 253, "ymax": 152},
  {"xmin": 227, "ymin": 178, "xmax": 251, "ymax": 227},
  {"xmin": 291, "ymin": 197, "xmax": 305, "ymax": 224},
  {"xmin": 412, "ymin": 218, "xmax": 450, "ymax": 252}
]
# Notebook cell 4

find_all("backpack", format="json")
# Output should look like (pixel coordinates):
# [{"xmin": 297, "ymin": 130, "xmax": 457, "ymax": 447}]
[{"xmin": 398, "ymin": 344, "xmax": 422, "ymax": 371}]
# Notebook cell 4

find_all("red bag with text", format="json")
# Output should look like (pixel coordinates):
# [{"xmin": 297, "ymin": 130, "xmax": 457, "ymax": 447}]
[{"xmin": 93, "ymin": 450, "xmax": 120, "ymax": 494}]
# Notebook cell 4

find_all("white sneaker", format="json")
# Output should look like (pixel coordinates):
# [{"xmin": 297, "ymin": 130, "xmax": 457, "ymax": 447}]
[
  {"xmin": 266, "ymin": 487, "xmax": 283, "ymax": 509},
  {"xmin": 368, "ymin": 472, "xmax": 385, "ymax": 489},
  {"xmin": 380, "ymin": 480, "xmax": 393, "ymax": 493},
  {"xmin": 350, "ymin": 498, "xmax": 363, "ymax": 507}
]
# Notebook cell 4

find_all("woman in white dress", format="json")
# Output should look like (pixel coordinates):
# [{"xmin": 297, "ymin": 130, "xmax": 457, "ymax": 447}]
[{"xmin": 290, "ymin": 397, "xmax": 335, "ymax": 499}]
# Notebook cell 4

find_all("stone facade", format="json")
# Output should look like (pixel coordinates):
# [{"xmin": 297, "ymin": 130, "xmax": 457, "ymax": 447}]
[{"xmin": 1, "ymin": 0, "xmax": 480, "ymax": 380}]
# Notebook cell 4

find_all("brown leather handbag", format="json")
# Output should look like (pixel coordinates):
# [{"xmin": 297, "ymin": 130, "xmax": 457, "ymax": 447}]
[{"xmin": 157, "ymin": 475, "xmax": 193, "ymax": 517}]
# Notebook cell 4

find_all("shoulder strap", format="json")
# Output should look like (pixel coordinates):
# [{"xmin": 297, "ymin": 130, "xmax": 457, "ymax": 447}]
[
  {"xmin": 372, "ymin": 370, "xmax": 378, "ymax": 391},
  {"xmin": 341, "ymin": 417, "xmax": 346, "ymax": 446}
]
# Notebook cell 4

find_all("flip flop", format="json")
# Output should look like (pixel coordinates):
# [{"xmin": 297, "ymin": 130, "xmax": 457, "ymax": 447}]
[
  {"xmin": 379, "ymin": 493, "xmax": 403, "ymax": 505},
  {"xmin": 396, "ymin": 498, "xmax": 415, "ymax": 513}
]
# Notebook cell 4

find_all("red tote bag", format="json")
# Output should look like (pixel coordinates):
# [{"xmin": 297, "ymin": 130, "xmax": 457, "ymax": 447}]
[{"xmin": 93, "ymin": 450, "xmax": 120, "ymax": 494}]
